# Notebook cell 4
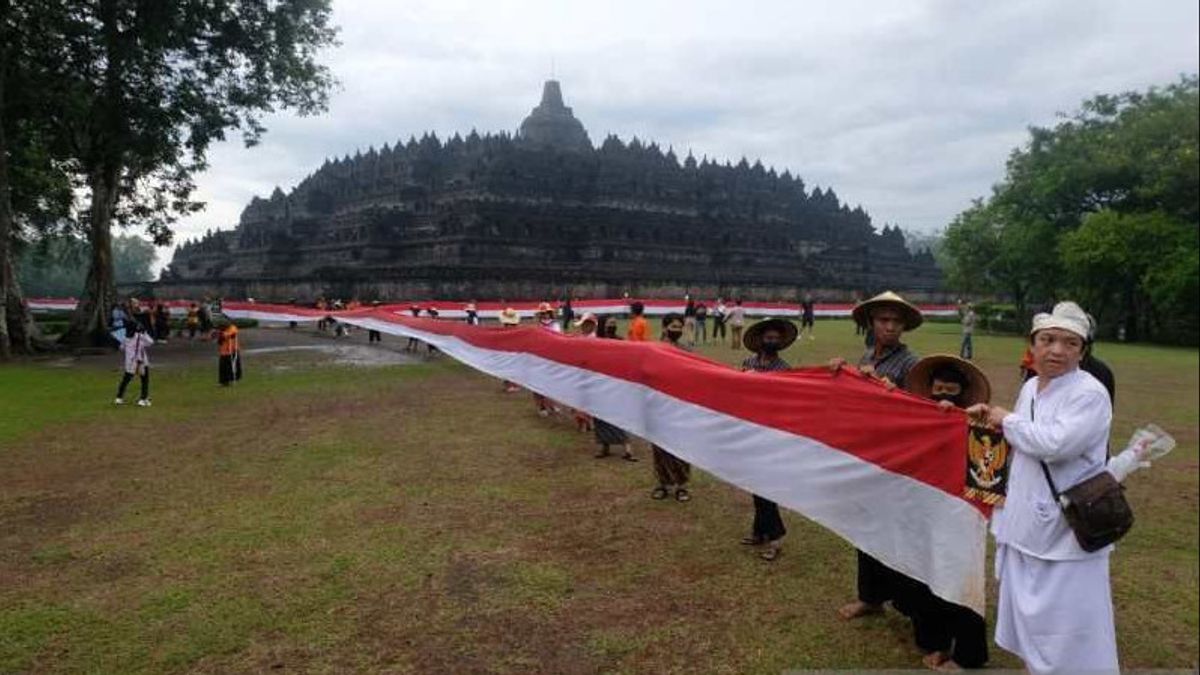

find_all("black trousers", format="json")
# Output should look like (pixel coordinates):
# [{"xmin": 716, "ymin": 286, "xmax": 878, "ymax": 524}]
[
  {"xmin": 368, "ymin": 329, "xmax": 381, "ymax": 343},
  {"xmin": 117, "ymin": 369, "xmax": 150, "ymax": 400},
  {"xmin": 713, "ymin": 319, "xmax": 726, "ymax": 339},
  {"xmin": 857, "ymin": 550, "xmax": 905, "ymax": 605},
  {"xmin": 894, "ymin": 576, "xmax": 989, "ymax": 668},
  {"xmin": 219, "ymin": 353, "xmax": 242, "ymax": 385},
  {"xmin": 751, "ymin": 494, "xmax": 786, "ymax": 541}
]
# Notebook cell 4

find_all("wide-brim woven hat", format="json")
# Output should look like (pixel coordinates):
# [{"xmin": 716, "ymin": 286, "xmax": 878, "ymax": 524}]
[
  {"xmin": 742, "ymin": 317, "xmax": 798, "ymax": 353},
  {"xmin": 661, "ymin": 313, "xmax": 685, "ymax": 331},
  {"xmin": 907, "ymin": 354, "xmax": 992, "ymax": 406},
  {"xmin": 499, "ymin": 308, "xmax": 520, "ymax": 325},
  {"xmin": 851, "ymin": 290, "xmax": 923, "ymax": 331}
]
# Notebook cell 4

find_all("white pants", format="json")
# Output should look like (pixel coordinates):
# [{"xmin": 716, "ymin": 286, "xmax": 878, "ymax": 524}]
[{"xmin": 995, "ymin": 543, "xmax": 1119, "ymax": 674}]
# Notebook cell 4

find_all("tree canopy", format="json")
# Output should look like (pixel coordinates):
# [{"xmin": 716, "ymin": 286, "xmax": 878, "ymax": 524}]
[
  {"xmin": 20, "ymin": 234, "xmax": 156, "ymax": 298},
  {"xmin": 940, "ymin": 76, "xmax": 1199, "ymax": 344},
  {"xmin": 1, "ymin": 0, "xmax": 339, "ymax": 350}
]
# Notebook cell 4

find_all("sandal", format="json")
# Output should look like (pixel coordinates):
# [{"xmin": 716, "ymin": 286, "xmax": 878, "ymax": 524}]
[
  {"xmin": 621, "ymin": 452, "xmax": 638, "ymax": 462},
  {"xmin": 594, "ymin": 447, "xmax": 611, "ymax": 459},
  {"xmin": 741, "ymin": 535, "xmax": 765, "ymax": 546},
  {"xmin": 651, "ymin": 486, "xmax": 670, "ymax": 500},
  {"xmin": 674, "ymin": 488, "xmax": 691, "ymax": 502},
  {"xmin": 759, "ymin": 545, "xmax": 781, "ymax": 561}
]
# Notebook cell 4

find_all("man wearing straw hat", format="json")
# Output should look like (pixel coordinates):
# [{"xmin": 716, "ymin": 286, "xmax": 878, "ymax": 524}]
[
  {"xmin": 739, "ymin": 318, "xmax": 797, "ymax": 561},
  {"xmin": 533, "ymin": 302, "xmax": 562, "ymax": 416},
  {"xmin": 498, "ymin": 305, "xmax": 521, "ymax": 393},
  {"xmin": 894, "ymin": 354, "xmax": 992, "ymax": 671},
  {"xmin": 831, "ymin": 291, "xmax": 924, "ymax": 621}
]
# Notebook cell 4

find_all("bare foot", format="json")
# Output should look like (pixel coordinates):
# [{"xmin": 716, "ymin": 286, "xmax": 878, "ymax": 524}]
[
  {"xmin": 837, "ymin": 600, "xmax": 883, "ymax": 620},
  {"xmin": 922, "ymin": 652, "xmax": 961, "ymax": 672}
]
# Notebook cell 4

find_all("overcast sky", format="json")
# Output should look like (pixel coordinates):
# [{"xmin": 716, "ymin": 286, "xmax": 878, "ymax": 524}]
[{"xmin": 163, "ymin": 0, "xmax": 1199, "ymax": 268}]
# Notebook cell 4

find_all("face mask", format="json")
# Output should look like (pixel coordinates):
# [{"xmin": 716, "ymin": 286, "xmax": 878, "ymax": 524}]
[
  {"xmin": 761, "ymin": 341, "xmax": 781, "ymax": 354},
  {"xmin": 931, "ymin": 393, "xmax": 963, "ymax": 407},
  {"xmin": 667, "ymin": 330, "xmax": 683, "ymax": 342}
]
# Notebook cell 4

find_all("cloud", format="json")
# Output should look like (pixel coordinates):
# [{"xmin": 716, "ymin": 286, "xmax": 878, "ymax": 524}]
[{"xmin": 162, "ymin": 0, "xmax": 1199, "ymax": 268}]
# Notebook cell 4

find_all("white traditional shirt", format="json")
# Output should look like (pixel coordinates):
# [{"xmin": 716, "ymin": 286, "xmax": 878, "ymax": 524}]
[
  {"xmin": 992, "ymin": 368, "xmax": 1113, "ymax": 560},
  {"xmin": 122, "ymin": 332, "xmax": 155, "ymax": 375}
]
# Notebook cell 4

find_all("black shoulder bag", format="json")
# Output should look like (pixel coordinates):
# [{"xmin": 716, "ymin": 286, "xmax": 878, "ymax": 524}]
[{"xmin": 1034, "ymin": 397, "xmax": 1134, "ymax": 552}]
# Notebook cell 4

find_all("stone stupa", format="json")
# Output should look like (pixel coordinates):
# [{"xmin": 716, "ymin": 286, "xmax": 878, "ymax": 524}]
[{"xmin": 517, "ymin": 80, "xmax": 592, "ymax": 152}]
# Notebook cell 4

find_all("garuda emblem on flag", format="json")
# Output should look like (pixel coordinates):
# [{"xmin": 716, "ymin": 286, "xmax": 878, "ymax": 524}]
[{"xmin": 964, "ymin": 422, "xmax": 1010, "ymax": 506}]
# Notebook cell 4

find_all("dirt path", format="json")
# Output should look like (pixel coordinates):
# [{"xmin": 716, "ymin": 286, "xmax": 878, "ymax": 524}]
[{"xmin": 29, "ymin": 324, "xmax": 425, "ymax": 370}]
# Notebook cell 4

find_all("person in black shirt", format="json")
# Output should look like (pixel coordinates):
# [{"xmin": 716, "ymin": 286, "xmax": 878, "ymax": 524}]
[
  {"xmin": 738, "ymin": 318, "xmax": 796, "ymax": 561},
  {"xmin": 800, "ymin": 293, "xmax": 816, "ymax": 341},
  {"xmin": 830, "ymin": 291, "xmax": 924, "ymax": 621},
  {"xmin": 897, "ymin": 355, "xmax": 992, "ymax": 670}
]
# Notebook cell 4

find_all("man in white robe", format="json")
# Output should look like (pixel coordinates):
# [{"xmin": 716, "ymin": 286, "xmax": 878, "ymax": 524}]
[{"xmin": 968, "ymin": 302, "xmax": 1118, "ymax": 674}]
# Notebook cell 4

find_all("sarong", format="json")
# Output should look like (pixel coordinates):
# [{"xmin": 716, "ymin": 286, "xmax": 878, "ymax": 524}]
[
  {"xmin": 652, "ymin": 445, "xmax": 690, "ymax": 486},
  {"xmin": 594, "ymin": 418, "xmax": 628, "ymax": 445},
  {"xmin": 994, "ymin": 544, "xmax": 1118, "ymax": 674}
]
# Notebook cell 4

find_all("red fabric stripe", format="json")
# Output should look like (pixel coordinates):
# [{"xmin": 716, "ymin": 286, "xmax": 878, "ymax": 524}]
[
  {"xmin": 222, "ymin": 300, "xmax": 960, "ymax": 314},
  {"xmin": 350, "ymin": 310, "xmax": 971, "ymax": 504}
]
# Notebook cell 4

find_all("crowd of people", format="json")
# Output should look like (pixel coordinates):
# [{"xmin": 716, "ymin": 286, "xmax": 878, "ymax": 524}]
[
  {"xmin": 109, "ymin": 297, "xmax": 240, "ymax": 407},
  {"xmin": 412, "ymin": 291, "xmax": 1165, "ymax": 673},
  {"xmin": 105, "ymin": 290, "xmax": 1172, "ymax": 673}
]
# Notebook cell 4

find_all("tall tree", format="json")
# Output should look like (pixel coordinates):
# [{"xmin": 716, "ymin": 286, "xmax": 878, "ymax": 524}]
[
  {"xmin": 0, "ymin": 0, "xmax": 76, "ymax": 357},
  {"xmin": 16, "ymin": 1, "xmax": 338, "ymax": 345},
  {"xmin": 941, "ymin": 76, "xmax": 1199, "ymax": 343}
]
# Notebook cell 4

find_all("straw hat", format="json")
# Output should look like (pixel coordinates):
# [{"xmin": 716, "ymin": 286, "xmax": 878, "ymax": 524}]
[
  {"xmin": 743, "ymin": 317, "xmax": 798, "ymax": 353},
  {"xmin": 499, "ymin": 307, "xmax": 520, "ymax": 326},
  {"xmin": 907, "ymin": 354, "xmax": 992, "ymax": 406},
  {"xmin": 573, "ymin": 312, "xmax": 598, "ymax": 328},
  {"xmin": 536, "ymin": 301, "xmax": 554, "ymax": 316},
  {"xmin": 1031, "ymin": 301, "xmax": 1089, "ymax": 341},
  {"xmin": 851, "ymin": 291, "xmax": 923, "ymax": 331},
  {"xmin": 661, "ymin": 313, "xmax": 685, "ymax": 331}
]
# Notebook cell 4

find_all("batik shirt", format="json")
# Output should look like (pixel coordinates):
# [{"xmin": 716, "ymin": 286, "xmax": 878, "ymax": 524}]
[
  {"xmin": 741, "ymin": 355, "xmax": 791, "ymax": 373},
  {"xmin": 858, "ymin": 342, "xmax": 919, "ymax": 391}
]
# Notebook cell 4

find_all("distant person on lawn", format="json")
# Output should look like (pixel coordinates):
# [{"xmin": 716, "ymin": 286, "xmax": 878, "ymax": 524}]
[
  {"xmin": 216, "ymin": 319, "xmax": 242, "ymax": 386},
  {"xmin": 800, "ymin": 293, "xmax": 816, "ymax": 341},
  {"xmin": 627, "ymin": 301, "xmax": 649, "ymax": 342},
  {"xmin": 115, "ymin": 322, "xmax": 154, "ymax": 407},
  {"xmin": 728, "ymin": 299, "xmax": 746, "ymax": 349}
]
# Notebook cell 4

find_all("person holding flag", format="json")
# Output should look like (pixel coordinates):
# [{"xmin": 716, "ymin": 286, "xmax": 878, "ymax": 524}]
[
  {"xmin": 830, "ymin": 291, "xmax": 923, "ymax": 620},
  {"xmin": 738, "ymin": 318, "xmax": 797, "ymax": 561}
]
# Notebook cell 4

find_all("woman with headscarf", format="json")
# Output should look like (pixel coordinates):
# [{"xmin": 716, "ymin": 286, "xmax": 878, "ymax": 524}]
[{"xmin": 650, "ymin": 314, "xmax": 692, "ymax": 501}]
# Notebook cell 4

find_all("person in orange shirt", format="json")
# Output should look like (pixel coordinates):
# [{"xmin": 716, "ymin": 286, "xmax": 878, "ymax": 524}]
[
  {"xmin": 216, "ymin": 320, "xmax": 242, "ymax": 386},
  {"xmin": 627, "ymin": 301, "xmax": 648, "ymax": 341}
]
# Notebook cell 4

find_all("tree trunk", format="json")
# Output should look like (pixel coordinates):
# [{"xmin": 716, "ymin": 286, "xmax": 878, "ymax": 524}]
[
  {"xmin": 0, "ymin": 33, "xmax": 32, "ymax": 359},
  {"xmin": 61, "ymin": 167, "xmax": 121, "ymax": 347}
]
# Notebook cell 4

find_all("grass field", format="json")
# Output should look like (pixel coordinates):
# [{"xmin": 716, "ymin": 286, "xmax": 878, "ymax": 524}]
[{"xmin": 1, "ymin": 319, "xmax": 1196, "ymax": 673}]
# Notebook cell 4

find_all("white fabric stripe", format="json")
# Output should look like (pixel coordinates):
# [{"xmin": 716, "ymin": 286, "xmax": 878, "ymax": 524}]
[{"xmin": 329, "ymin": 314, "xmax": 987, "ymax": 614}]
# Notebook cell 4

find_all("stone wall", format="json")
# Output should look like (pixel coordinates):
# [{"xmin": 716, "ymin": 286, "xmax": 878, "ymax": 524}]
[{"xmin": 134, "ymin": 276, "xmax": 954, "ymax": 305}]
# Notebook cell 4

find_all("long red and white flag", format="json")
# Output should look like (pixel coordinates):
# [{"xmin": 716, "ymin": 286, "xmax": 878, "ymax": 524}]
[{"xmin": 224, "ymin": 302, "xmax": 987, "ymax": 615}]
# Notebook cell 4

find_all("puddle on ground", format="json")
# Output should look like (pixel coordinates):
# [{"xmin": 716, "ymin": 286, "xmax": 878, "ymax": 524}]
[{"xmin": 244, "ymin": 344, "xmax": 420, "ymax": 367}]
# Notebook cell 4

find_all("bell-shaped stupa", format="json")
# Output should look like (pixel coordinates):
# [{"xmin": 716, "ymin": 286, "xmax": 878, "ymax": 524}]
[{"xmin": 518, "ymin": 80, "xmax": 592, "ymax": 152}]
